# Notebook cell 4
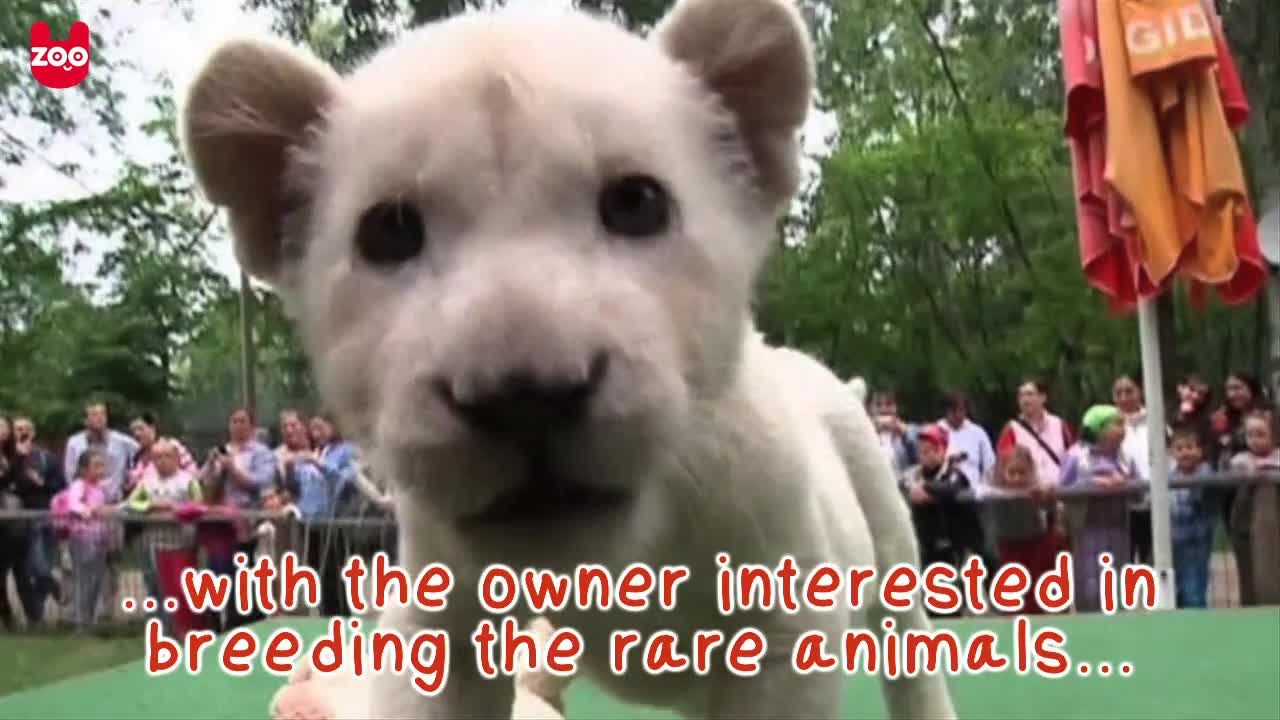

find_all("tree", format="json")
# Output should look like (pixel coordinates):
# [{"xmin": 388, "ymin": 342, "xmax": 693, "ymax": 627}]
[
  {"xmin": 757, "ymin": 0, "xmax": 1267, "ymax": 428},
  {"xmin": 3, "ymin": 0, "xmax": 1267, "ymax": 446},
  {"xmin": 243, "ymin": 0, "xmax": 678, "ymax": 69},
  {"xmin": 0, "ymin": 1, "xmax": 127, "ymax": 172}
]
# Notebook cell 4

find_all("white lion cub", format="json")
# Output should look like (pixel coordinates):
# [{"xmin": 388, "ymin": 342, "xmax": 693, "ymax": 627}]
[{"xmin": 180, "ymin": 0, "xmax": 957, "ymax": 718}]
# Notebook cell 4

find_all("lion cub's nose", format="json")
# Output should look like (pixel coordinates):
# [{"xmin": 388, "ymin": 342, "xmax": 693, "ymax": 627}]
[{"xmin": 438, "ymin": 352, "xmax": 610, "ymax": 438}]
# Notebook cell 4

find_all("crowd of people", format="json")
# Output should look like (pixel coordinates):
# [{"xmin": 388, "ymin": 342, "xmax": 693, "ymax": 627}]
[
  {"xmin": 2, "ymin": 370, "xmax": 1277, "ymax": 635},
  {"xmin": 0, "ymin": 403, "xmax": 393, "ymax": 635},
  {"xmin": 880, "ymin": 371, "xmax": 1279, "ymax": 614}
]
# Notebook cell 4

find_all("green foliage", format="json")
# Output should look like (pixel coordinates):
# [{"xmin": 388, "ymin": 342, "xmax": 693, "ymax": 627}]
[
  {"xmin": 241, "ymin": 0, "xmax": 679, "ymax": 68},
  {"xmin": 0, "ymin": 1, "xmax": 127, "ymax": 168},
  {"xmin": 0, "ymin": 0, "xmax": 1274, "ymax": 448},
  {"xmin": 0, "ymin": 6, "xmax": 309, "ymax": 440},
  {"xmin": 757, "ymin": 0, "xmax": 1274, "ymax": 429}
]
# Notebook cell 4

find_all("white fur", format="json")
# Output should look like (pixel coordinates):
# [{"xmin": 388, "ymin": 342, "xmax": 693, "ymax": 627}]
[
  {"xmin": 847, "ymin": 376, "xmax": 868, "ymax": 405},
  {"xmin": 181, "ymin": 0, "xmax": 955, "ymax": 718}
]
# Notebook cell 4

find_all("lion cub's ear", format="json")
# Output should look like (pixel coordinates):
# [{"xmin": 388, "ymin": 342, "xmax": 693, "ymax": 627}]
[
  {"xmin": 654, "ymin": 0, "xmax": 814, "ymax": 211},
  {"xmin": 179, "ymin": 37, "xmax": 341, "ymax": 282}
]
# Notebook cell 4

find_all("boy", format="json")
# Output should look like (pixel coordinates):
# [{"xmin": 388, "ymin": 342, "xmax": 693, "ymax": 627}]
[
  {"xmin": 902, "ymin": 424, "xmax": 986, "ymax": 581},
  {"xmin": 1168, "ymin": 427, "xmax": 1214, "ymax": 608}
]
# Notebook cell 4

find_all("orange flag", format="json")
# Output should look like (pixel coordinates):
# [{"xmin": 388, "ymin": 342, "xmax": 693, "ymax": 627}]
[
  {"xmin": 1062, "ymin": 0, "xmax": 1264, "ymax": 310},
  {"xmin": 1097, "ymin": 0, "xmax": 1248, "ymax": 289}
]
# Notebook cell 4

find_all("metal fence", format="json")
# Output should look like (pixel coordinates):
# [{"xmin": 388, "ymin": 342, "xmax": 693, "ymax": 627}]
[
  {"xmin": 0, "ymin": 509, "xmax": 395, "ymax": 633},
  {"xmin": 1, "ymin": 472, "xmax": 1277, "ymax": 632}
]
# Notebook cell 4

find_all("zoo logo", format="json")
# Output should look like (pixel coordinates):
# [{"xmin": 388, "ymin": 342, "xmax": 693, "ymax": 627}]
[{"xmin": 30, "ymin": 21, "xmax": 92, "ymax": 90}]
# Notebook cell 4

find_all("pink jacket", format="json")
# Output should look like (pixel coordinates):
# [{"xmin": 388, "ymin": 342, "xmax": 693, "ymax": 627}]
[{"xmin": 63, "ymin": 478, "xmax": 111, "ymax": 545}]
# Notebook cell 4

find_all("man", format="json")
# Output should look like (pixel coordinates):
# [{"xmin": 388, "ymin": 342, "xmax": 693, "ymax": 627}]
[
  {"xmin": 12, "ymin": 417, "xmax": 66, "ymax": 623},
  {"xmin": 62, "ymin": 401, "xmax": 139, "ymax": 502},
  {"xmin": 938, "ymin": 392, "xmax": 996, "ymax": 490}
]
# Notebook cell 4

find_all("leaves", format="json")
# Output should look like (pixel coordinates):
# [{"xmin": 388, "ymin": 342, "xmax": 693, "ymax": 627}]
[
  {"xmin": 0, "ymin": 0, "xmax": 1273, "ymax": 448},
  {"xmin": 757, "ymin": 0, "xmax": 1272, "ymax": 427},
  {"xmin": 0, "ymin": 0, "xmax": 129, "ymax": 172}
]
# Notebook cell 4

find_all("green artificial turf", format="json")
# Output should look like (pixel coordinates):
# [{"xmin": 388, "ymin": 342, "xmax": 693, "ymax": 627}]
[{"xmin": 1, "ymin": 609, "xmax": 1277, "ymax": 720}]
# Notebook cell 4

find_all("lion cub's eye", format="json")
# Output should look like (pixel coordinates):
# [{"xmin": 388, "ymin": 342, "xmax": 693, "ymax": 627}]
[
  {"xmin": 598, "ymin": 175, "xmax": 670, "ymax": 239},
  {"xmin": 355, "ymin": 201, "xmax": 425, "ymax": 266}
]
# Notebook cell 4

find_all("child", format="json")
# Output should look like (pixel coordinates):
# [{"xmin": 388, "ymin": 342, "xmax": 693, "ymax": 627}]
[
  {"xmin": 1060, "ymin": 404, "xmax": 1139, "ymax": 612},
  {"xmin": 901, "ymin": 424, "xmax": 986, "ymax": 595},
  {"xmin": 194, "ymin": 464, "xmax": 244, "ymax": 632},
  {"xmin": 64, "ymin": 449, "xmax": 114, "ymax": 632},
  {"xmin": 1168, "ymin": 428, "xmax": 1215, "ymax": 608},
  {"xmin": 1228, "ymin": 411, "xmax": 1280, "ymax": 605},
  {"xmin": 984, "ymin": 446, "xmax": 1061, "ymax": 614},
  {"xmin": 125, "ymin": 439, "xmax": 204, "ymax": 637},
  {"xmin": 255, "ymin": 484, "xmax": 301, "ymax": 613},
  {"xmin": 255, "ymin": 485, "xmax": 300, "ymax": 562}
]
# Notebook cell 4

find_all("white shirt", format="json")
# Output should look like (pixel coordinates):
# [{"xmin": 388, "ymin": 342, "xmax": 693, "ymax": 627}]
[
  {"xmin": 938, "ymin": 418, "xmax": 996, "ymax": 489},
  {"xmin": 1122, "ymin": 409, "xmax": 1153, "ymax": 510}
]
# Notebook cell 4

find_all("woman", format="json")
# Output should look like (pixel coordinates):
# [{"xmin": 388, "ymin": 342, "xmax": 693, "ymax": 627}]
[
  {"xmin": 1213, "ymin": 372, "xmax": 1264, "ymax": 469},
  {"xmin": 996, "ymin": 380, "xmax": 1074, "ymax": 558},
  {"xmin": 1112, "ymin": 374, "xmax": 1154, "ymax": 564},
  {"xmin": 299, "ymin": 413, "xmax": 358, "ymax": 616},
  {"xmin": 1210, "ymin": 372, "xmax": 1265, "ymax": 598},
  {"xmin": 1173, "ymin": 374, "xmax": 1214, "ymax": 449},
  {"xmin": 127, "ymin": 413, "xmax": 196, "ymax": 492},
  {"xmin": 199, "ymin": 407, "xmax": 276, "ymax": 630},
  {"xmin": 310, "ymin": 414, "xmax": 357, "ymax": 508},
  {"xmin": 275, "ymin": 409, "xmax": 313, "ymax": 492},
  {"xmin": 997, "ymin": 379, "xmax": 1075, "ymax": 488},
  {"xmin": 870, "ymin": 389, "xmax": 917, "ymax": 476}
]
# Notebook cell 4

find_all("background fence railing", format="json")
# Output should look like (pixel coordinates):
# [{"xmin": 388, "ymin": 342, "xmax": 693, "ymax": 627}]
[{"xmin": 1, "ymin": 472, "xmax": 1277, "ymax": 631}]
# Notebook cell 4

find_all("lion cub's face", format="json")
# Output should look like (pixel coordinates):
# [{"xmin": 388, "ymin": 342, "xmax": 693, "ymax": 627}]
[{"xmin": 182, "ymin": 0, "xmax": 813, "ymax": 562}]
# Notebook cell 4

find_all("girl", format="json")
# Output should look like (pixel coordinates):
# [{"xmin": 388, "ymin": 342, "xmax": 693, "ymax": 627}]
[
  {"xmin": 1228, "ymin": 411, "xmax": 1280, "ymax": 606},
  {"xmin": 195, "ymin": 461, "xmax": 244, "ymax": 632},
  {"xmin": 65, "ymin": 449, "xmax": 115, "ymax": 632},
  {"xmin": 1060, "ymin": 405, "xmax": 1139, "ymax": 612},
  {"xmin": 125, "ymin": 439, "xmax": 204, "ymax": 638},
  {"xmin": 985, "ymin": 445, "xmax": 1062, "ymax": 614}
]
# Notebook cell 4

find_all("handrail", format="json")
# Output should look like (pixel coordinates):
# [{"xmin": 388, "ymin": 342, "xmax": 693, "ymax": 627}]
[
  {"xmin": 2, "ymin": 473, "xmax": 1275, "ymax": 518},
  {"xmin": 908, "ymin": 470, "xmax": 1280, "ymax": 504}
]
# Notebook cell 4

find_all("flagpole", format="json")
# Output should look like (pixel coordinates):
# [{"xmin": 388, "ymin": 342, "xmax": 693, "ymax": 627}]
[{"xmin": 1138, "ymin": 297, "xmax": 1176, "ymax": 609}]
